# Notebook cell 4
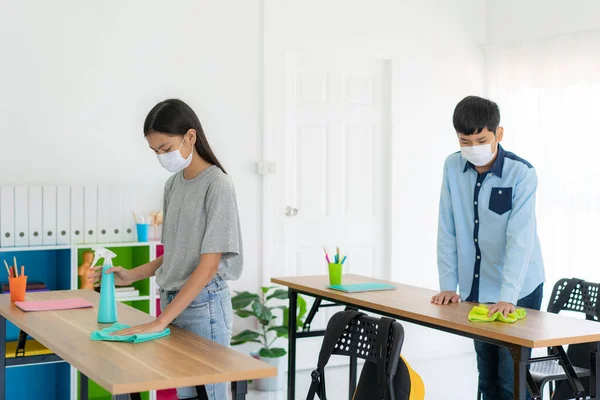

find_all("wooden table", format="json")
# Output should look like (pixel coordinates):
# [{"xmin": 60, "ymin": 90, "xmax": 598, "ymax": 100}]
[
  {"xmin": 272, "ymin": 274, "xmax": 600, "ymax": 400},
  {"xmin": 0, "ymin": 290, "xmax": 276, "ymax": 399}
]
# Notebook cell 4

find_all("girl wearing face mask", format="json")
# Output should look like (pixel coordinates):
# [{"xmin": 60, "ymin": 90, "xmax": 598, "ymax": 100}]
[{"xmin": 89, "ymin": 99, "xmax": 243, "ymax": 400}]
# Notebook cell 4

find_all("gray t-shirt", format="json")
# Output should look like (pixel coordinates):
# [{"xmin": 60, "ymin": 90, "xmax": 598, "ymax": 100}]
[{"xmin": 157, "ymin": 165, "xmax": 243, "ymax": 291}]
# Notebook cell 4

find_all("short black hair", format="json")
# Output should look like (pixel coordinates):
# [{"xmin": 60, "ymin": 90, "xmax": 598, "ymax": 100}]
[{"xmin": 453, "ymin": 95, "xmax": 500, "ymax": 135}]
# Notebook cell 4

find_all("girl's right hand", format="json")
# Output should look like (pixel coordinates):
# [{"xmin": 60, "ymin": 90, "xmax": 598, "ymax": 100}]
[{"xmin": 89, "ymin": 266, "xmax": 134, "ymax": 287}]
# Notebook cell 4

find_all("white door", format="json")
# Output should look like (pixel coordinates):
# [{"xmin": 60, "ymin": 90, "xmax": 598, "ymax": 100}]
[
  {"xmin": 263, "ymin": 53, "xmax": 392, "ymax": 370},
  {"xmin": 282, "ymin": 55, "xmax": 390, "ymax": 279}
]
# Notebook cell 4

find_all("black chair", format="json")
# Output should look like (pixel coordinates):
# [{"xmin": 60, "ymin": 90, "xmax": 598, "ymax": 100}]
[
  {"xmin": 529, "ymin": 278, "xmax": 599, "ymax": 399},
  {"xmin": 306, "ymin": 310, "xmax": 405, "ymax": 400},
  {"xmin": 477, "ymin": 278, "xmax": 599, "ymax": 400}
]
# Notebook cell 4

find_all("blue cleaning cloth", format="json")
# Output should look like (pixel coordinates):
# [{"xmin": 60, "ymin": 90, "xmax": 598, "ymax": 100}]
[{"xmin": 90, "ymin": 322, "xmax": 170, "ymax": 343}]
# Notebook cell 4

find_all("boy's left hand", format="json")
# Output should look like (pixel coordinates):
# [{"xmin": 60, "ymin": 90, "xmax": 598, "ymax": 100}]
[
  {"xmin": 110, "ymin": 319, "xmax": 167, "ymax": 336},
  {"xmin": 487, "ymin": 301, "xmax": 515, "ymax": 318}
]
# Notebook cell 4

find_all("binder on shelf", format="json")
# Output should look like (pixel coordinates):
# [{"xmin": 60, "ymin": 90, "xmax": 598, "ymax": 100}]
[
  {"xmin": 116, "ymin": 291, "xmax": 140, "ymax": 299},
  {"xmin": 1, "ymin": 280, "xmax": 47, "ymax": 292},
  {"xmin": 42, "ymin": 186, "xmax": 57, "ymax": 246},
  {"xmin": 110, "ymin": 185, "xmax": 124, "ymax": 243},
  {"xmin": 5, "ymin": 339, "xmax": 52, "ymax": 358},
  {"xmin": 70, "ymin": 185, "xmax": 84, "ymax": 244},
  {"xmin": 56, "ymin": 186, "xmax": 70, "ymax": 245},
  {"xmin": 97, "ymin": 185, "xmax": 111, "ymax": 243},
  {"xmin": 115, "ymin": 286, "xmax": 140, "ymax": 298},
  {"xmin": 0, "ymin": 186, "xmax": 15, "ymax": 247},
  {"xmin": 28, "ymin": 186, "xmax": 43, "ymax": 246},
  {"xmin": 84, "ymin": 185, "xmax": 98, "ymax": 244},
  {"xmin": 122, "ymin": 188, "xmax": 136, "ymax": 242},
  {"xmin": 14, "ymin": 186, "xmax": 29, "ymax": 247}
]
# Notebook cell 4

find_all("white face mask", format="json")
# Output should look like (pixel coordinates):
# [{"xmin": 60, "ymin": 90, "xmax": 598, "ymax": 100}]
[
  {"xmin": 156, "ymin": 138, "xmax": 193, "ymax": 173},
  {"xmin": 461, "ymin": 138, "xmax": 496, "ymax": 167}
]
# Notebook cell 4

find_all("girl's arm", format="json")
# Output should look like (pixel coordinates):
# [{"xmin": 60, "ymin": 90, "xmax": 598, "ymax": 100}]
[
  {"xmin": 90, "ymin": 255, "xmax": 163, "ymax": 287},
  {"xmin": 129, "ymin": 255, "xmax": 164, "ymax": 282},
  {"xmin": 156, "ymin": 253, "xmax": 221, "ymax": 326},
  {"xmin": 112, "ymin": 253, "xmax": 220, "ymax": 335}
]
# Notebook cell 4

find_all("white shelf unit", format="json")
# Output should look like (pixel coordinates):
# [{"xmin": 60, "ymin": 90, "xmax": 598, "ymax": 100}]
[{"xmin": 0, "ymin": 241, "xmax": 162, "ymax": 400}]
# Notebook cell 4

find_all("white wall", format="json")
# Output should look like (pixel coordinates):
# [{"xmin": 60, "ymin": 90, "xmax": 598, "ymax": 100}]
[
  {"xmin": 2, "ymin": 0, "xmax": 488, "ymax": 369},
  {"xmin": 485, "ymin": 0, "xmax": 600, "ymax": 304},
  {"xmin": 0, "ymin": 0, "xmax": 263, "ymax": 294},
  {"xmin": 263, "ymin": 0, "xmax": 487, "ymax": 366},
  {"xmin": 486, "ymin": 0, "xmax": 600, "ymax": 44},
  {"xmin": 264, "ymin": 0, "xmax": 486, "ymax": 293}
]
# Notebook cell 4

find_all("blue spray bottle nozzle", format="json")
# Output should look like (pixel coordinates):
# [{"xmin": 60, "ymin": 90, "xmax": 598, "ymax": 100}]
[{"xmin": 90, "ymin": 247, "xmax": 118, "ymax": 324}]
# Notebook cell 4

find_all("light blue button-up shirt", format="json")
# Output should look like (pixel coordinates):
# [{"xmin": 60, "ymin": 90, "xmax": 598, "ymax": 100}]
[{"xmin": 437, "ymin": 145, "xmax": 545, "ymax": 305}]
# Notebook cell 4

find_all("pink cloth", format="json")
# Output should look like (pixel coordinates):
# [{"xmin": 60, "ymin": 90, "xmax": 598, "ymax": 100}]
[{"xmin": 15, "ymin": 298, "xmax": 93, "ymax": 311}]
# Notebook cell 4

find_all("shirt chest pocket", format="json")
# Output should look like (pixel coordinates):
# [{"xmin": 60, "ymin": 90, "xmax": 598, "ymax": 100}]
[{"xmin": 488, "ymin": 187, "xmax": 513, "ymax": 215}]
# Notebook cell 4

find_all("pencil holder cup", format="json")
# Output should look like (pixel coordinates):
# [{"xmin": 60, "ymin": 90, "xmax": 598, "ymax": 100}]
[
  {"xmin": 136, "ymin": 223, "xmax": 150, "ymax": 242},
  {"xmin": 9, "ymin": 275, "xmax": 27, "ymax": 303},
  {"xmin": 328, "ymin": 263, "xmax": 343, "ymax": 285}
]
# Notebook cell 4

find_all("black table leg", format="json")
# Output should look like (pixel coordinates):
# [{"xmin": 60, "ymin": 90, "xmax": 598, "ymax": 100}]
[
  {"xmin": 512, "ymin": 346, "xmax": 529, "ymax": 400},
  {"xmin": 349, "ymin": 355, "xmax": 357, "ymax": 400},
  {"xmin": 288, "ymin": 290, "xmax": 298, "ymax": 400},
  {"xmin": 591, "ymin": 341, "xmax": 600, "ymax": 399},
  {"xmin": 129, "ymin": 393, "xmax": 142, "ymax": 400},
  {"xmin": 80, "ymin": 373, "xmax": 89, "ymax": 400},
  {"xmin": 0, "ymin": 316, "xmax": 5, "ymax": 400},
  {"xmin": 232, "ymin": 380, "xmax": 248, "ymax": 400}
]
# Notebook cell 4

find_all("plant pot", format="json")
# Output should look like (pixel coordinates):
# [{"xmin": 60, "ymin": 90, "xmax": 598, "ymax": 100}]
[{"xmin": 250, "ymin": 351, "xmax": 285, "ymax": 391}]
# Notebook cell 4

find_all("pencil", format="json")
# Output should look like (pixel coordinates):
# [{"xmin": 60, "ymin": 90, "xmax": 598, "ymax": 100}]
[
  {"xmin": 323, "ymin": 247, "xmax": 331, "ymax": 264},
  {"xmin": 13, "ymin": 257, "xmax": 18, "ymax": 277},
  {"xmin": 4, "ymin": 261, "xmax": 11, "ymax": 277},
  {"xmin": 21, "ymin": 266, "xmax": 24, "ymax": 276},
  {"xmin": 336, "ymin": 247, "xmax": 340, "ymax": 264},
  {"xmin": 132, "ymin": 212, "xmax": 138, "ymax": 224}
]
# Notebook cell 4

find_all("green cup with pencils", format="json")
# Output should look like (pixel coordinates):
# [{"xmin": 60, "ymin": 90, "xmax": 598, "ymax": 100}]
[
  {"xmin": 328, "ymin": 263, "xmax": 343, "ymax": 285},
  {"xmin": 323, "ymin": 247, "xmax": 346, "ymax": 286}
]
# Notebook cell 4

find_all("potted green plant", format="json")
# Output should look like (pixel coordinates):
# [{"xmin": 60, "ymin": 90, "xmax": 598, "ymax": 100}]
[{"xmin": 231, "ymin": 286, "xmax": 307, "ymax": 391}]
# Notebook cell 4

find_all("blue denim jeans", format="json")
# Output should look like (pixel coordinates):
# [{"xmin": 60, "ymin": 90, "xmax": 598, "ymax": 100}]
[
  {"xmin": 160, "ymin": 275, "xmax": 233, "ymax": 400},
  {"xmin": 474, "ymin": 283, "xmax": 544, "ymax": 400}
]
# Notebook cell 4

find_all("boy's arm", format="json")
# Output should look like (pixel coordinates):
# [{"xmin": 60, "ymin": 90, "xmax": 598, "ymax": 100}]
[
  {"xmin": 499, "ymin": 167, "xmax": 538, "ymax": 305},
  {"xmin": 437, "ymin": 162, "xmax": 459, "ymax": 293}
]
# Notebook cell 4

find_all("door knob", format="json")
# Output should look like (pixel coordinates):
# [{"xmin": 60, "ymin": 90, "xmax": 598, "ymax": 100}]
[{"xmin": 285, "ymin": 207, "xmax": 299, "ymax": 217}]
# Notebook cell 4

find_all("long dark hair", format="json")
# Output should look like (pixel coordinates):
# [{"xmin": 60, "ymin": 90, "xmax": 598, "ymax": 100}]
[{"xmin": 143, "ymin": 99, "xmax": 226, "ymax": 174}]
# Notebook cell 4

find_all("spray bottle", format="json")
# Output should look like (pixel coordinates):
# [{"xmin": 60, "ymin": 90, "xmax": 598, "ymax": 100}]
[{"xmin": 90, "ymin": 247, "xmax": 118, "ymax": 324}]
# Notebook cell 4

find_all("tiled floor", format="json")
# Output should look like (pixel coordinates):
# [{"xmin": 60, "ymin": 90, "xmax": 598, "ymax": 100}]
[{"xmin": 247, "ymin": 352, "xmax": 479, "ymax": 399}]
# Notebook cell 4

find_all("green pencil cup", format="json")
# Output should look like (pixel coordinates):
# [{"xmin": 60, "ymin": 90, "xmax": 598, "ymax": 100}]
[{"xmin": 328, "ymin": 263, "xmax": 343, "ymax": 285}]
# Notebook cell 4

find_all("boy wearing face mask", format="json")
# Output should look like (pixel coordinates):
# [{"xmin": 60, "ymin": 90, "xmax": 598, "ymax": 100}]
[{"xmin": 431, "ymin": 96, "xmax": 545, "ymax": 399}]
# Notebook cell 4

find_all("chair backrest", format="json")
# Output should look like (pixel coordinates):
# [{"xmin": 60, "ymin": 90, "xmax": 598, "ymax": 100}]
[
  {"xmin": 581, "ymin": 280, "xmax": 600, "ymax": 322},
  {"xmin": 547, "ymin": 278, "xmax": 599, "ymax": 321},
  {"xmin": 547, "ymin": 279, "xmax": 600, "ymax": 393},
  {"xmin": 331, "ymin": 313, "xmax": 405, "ymax": 377},
  {"xmin": 307, "ymin": 311, "xmax": 406, "ymax": 400}
]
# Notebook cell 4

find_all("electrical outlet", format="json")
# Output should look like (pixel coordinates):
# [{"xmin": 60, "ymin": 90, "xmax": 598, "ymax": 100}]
[{"xmin": 256, "ymin": 161, "xmax": 277, "ymax": 175}]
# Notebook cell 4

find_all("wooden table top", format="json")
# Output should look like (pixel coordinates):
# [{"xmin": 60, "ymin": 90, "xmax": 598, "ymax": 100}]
[
  {"xmin": 0, "ymin": 290, "xmax": 276, "ymax": 395},
  {"xmin": 272, "ymin": 274, "xmax": 600, "ymax": 349}
]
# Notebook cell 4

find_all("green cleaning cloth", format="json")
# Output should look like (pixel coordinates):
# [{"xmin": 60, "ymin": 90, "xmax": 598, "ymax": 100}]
[
  {"xmin": 90, "ymin": 323, "xmax": 170, "ymax": 343},
  {"xmin": 468, "ymin": 304, "xmax": 527, "ymax": 323}
]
